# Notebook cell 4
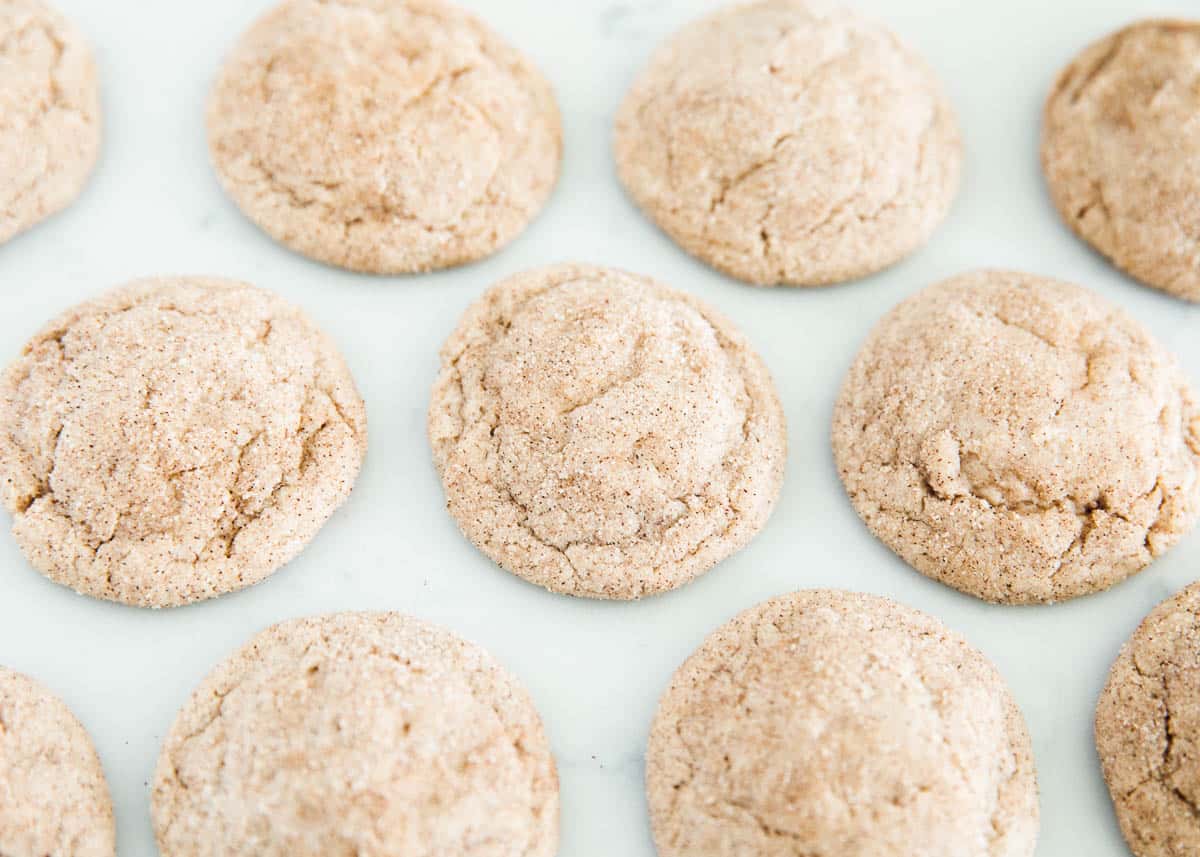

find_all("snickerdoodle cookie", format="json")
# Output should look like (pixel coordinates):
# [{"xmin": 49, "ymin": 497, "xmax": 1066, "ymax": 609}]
[
  {"xmin": 152, "ymin": 612, "xmax": 559, "ymax": 857},
  {"xmin": 428, "ymin": 263, "xmax": 787, "ymax": 599},
  {"xmin": 832, "ymin": 270, "xmax": 1200, "ymax": 604},
  {"xmin": 0, "ymin": 277, "xmax": 367, "ymax": 608},
  {"xmin": 614, "ymin": 0, "xmax": 961, "ymax": 287},
  {"xmin": 0, "ymin": 0, "xmax": 100, "ymax": 245},
  {"xmin": 1097, "ymin": 581, "xmax": 1200, "ymax": 857},
  {"xmin": 647, "ymin": 590, "xmax": 1039, "ymax": 857},
  {"xmin": 0, "ymin": 666, "xmax": 115, "ymax": 857},
  {"xmin": 207, "ymin": 0, "xmax": 562, "ymax": 274},
  {"xmin": 1043, "ymin": 20, "xmax": 1200, "ymax": 302}
]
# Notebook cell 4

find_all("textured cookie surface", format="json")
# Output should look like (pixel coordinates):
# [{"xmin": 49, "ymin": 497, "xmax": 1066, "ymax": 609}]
[
  {"xmin": 428, "ymin": 263, "xmax": 786, "ymax": 599},
  {"xmin": 1043, "ymin": 20, "xmax": 1200, "ymax": 302},
  {"xmin": 0, "ymin": 667, "xmax": 115, "ymax": 857},
  {"xmin": 833, "ymin": 270, "xmax": 1200, "ymax": 604},
  {"xmin": 0, "ymin": 0, "xmax": 100, "ymax": 244},
  {"xmin": 152, "ymin": 612, "xmax": 559, "ymax": 857},
  {"xmin": 647, "ymin": 590, "xmax": 1038, "ymax": 856},
  {"xmin": 1097, "ymin": 582, "xmax": 1200, "ymax": 857},
  {"xmin": 0, "ymin": 277, "xmax": 367, "ymax": 607},
  {"xmin": 208, "ymin": 0, "xmax": 561, "ymax": 273},
  {"xmin": 614, "ymin": 0, "xmax": 961, "ymax": 286}
]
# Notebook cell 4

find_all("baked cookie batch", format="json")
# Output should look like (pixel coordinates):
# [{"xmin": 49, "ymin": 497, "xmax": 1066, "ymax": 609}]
[{"xmin": 0, "ymin": 1, "xmax": 1197, "ymax": 856}]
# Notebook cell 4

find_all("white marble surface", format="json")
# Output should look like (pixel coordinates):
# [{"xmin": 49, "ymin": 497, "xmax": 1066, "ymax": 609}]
[{"xmin": 1, "ymin": 0, "xmax": 1197, "ymax": 854}]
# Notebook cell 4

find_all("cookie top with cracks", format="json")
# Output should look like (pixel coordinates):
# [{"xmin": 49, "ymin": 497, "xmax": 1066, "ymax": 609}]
[
  {"xmin": 151, "ymin": 612, "xmax": 558, "ymax": 857},
  {"xmin": 0, "ymin": 666, "xmax": 115, "ymax": 857},
  {"xmin": 614, "ymin": 0, "xmax": 961, "ymax": 286},
  {"xmin": 1043, "ymin": 19, "xmax": 1200, "ymax": 302},
  {"xmin": 0, "ymin": 277, "xmax": 367, "ymax": 607},
  {"xmin": 646, "ymin": 590, "xmax": 1039, "ymax": 857},
  {"xmin": 0, "ymin": 0, "xmax": 100, "ymax": 244},
  {"xmin": 1097, "ymin": 581, "xmax": 1200, "ymax": 857},
  {"xmin": 207, "ymin": 0, "xmax": 561, "ymax": 274},
  {"xmin": 833, "ymin": 269, "xmax": 1200, "ymax": 603},
  {"xmin": 428, "ymin": 263, "xmax": 787, "ymax": 599}
]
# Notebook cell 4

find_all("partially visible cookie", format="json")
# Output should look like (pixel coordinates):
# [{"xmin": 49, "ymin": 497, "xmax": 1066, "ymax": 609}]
[
  {"xmin": 428, "ymin": 263, "xmax": 787, "ymax": 599},
  {"xmin": 647, "ymin": 590, "xmax": 1039, "ymax": 856},
  {"xmin": 0, "ymin": 0, "xmax": 100, "ymax": 244},
  {"xmin": 152, "ymin": 612, "xmax": 559, "ymax": 857},
  {"xmin": 207, "ymin": 0, "xmax": 562, "ymax": 274},
  {"xmin": 614, "ymin": 0, "xmax": 961, "ymax": 287},
  {"xmin": 0, "ymin": 277, "xmax": 367, "ymax": 608},
  {"xmin": 833, "ymin": 270, "xmax": 1200, "ymax": 604},
  {"xmin": 0, "ymin": 666, "xmax": 115, "ymax": 857},
  {"xmin": 1043, "ymin": 20, "xmax": 1200, "ymax": 302},
  {"xmin": 1096, "ymin": 581, "xmax": 1200, "ymax": 857}
]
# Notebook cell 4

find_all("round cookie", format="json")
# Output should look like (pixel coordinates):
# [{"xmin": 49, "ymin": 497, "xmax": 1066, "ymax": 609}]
[
  {"xmin": 1097, "ymin": 581, "xmax": 1200, "ymax": 857},
  {"xmin": 0, "ymin": 277, "xmax": 367, "ymax": 608},
  {"xmin": 0, "ymin": 0, "xmax": 101, "ymax": 245},
  {"xmin": 428, "ymin": 263, "xmax": 787, "ymax": 599},
  {"xmin": 207, "ymin": 0, "xmax": 562, "ymax": 274},
  {"xmin": 613, "ymin": 0, "xmax": 961, "ymax": 287},
  {"xmin": 0, "ymin": 666, "xmax": 115, "ymax": 857},
  {"xmin": 832, "ymin": 270, "xmax": 1200, "ymax": 604},
  {"xmin": 1043, "ymin": 20, "xmax": 1200, "ymax": 302},
  {"xmin": 152, "ymin": 612, "xmax": 559, "ymax": 857},
  {"xmin": 647, "ymin": 590, "xmax": 1039, "ymax": 856}
]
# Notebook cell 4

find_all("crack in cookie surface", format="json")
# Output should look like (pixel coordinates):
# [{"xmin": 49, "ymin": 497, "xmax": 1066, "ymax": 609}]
[
  {"xmin": 832, "ymin": 269, "xmax": 1200, "ymax": 604},
  {"xmin": 428, "ymin": 263, "xmax": 786, "ymax": 599},
  {"xmin": 646, "ymin": 591, "xmax": 1039, "ymax": 857},
  {"xmin": 0, "ymin": 277, "xmax": 367, "ymax": 607},
  {"xmin": 614, "ymin": 0, "xmax": 961, "ymax": 286},
  {"xmin": 151, "ymin": 613, "xmax": 558, "ymax": 857},
  {"xmin": 207, "ymin": 0, "xmax": 561, "ymax": 273}
]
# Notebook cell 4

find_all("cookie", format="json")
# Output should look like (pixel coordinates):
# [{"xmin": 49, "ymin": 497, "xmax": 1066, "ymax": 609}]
[
  {"xmin": 0, "ymin": 277, "xmax": 367, "ymax": 608},
  {"xmin": 613, "ymin": 0, "xmax": 961, "ymax": 287},
  {"xmin": 428, "ymin": 263, "xmax": 787, "ymax": 599},
  {"xmin": 1043, "ymin": 20, "xmax": 1200, "ymax": 302},
  {"xmin": 0, "ymin": 667, "xmax": 115, "ymax": 857},
  {"xmin": 0, "ymin": 0, "xmax": 101, "ymax": 245},
  {"xmin": 1097, "ymin": 581, "xmax": 1200, "ymax": 857},
  {"xmin": 833, "ymin": 270, "xmax": 1200, "ymax": 604},
  {"xmin": 152, "ymin": 612, "xmax": 559, "ymax": 857},
  {"xmin": 207, "ymin": 0, "xmax": 562, "ymax": 274},
  {"xmin": 647, "ymin": 589, "xmax": 1039, "ymax": 856}
]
